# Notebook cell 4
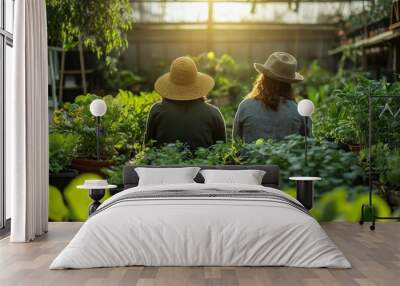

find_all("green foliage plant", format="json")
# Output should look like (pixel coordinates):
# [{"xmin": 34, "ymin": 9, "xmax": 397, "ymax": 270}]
[
  {"xmin": 313, "ymin": 76, "xmax": 400, "ymax": 145},
  {"xmin": 132, "ymin": 135, "xmax": 365, "ymax": 197},
  {"xmin": 51, "ymin": 91, "xmax": 160, "ymax": 161},
  {"xmin": 240, "ymin": 135, "xmax": 364, "ymax": 196},
  {"xmin": 47, "ymin": 0, "xmax": 134, "ymax": 63},
  {"xmin": 192, "ymin": 52, "xmax": 252, "ymax": 104},
  {"xmin": 193, "ymin": 140, "xmax": 243, "ymax": 165},
  {"xmin": 295, "ymin": 60, "xmax": 333, "ymax": 103},
  {"xmin": 363, "ymin": 144, "xmax": 400, "ymax": 191},
  {"xmin": 103, "ymin": 69, "xmax": 145, "ymax": 94},
  {"xmin": 132, "ymin": 142, "xmax": 193, "ymax": 166},
  {"xmin": 49, "ymin": 132, "xmax": 79, "ymax": 174}
]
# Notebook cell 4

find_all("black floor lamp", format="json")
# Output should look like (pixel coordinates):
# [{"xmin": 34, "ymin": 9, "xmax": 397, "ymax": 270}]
[{"xmin": 89, "ymin": 99, "xmax": 107, "ymax": 160}]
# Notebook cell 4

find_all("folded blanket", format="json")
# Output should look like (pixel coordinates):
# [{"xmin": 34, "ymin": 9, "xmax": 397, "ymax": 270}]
[{"xmin": 92, "ymin": 188, "xmax": 308, "ymax": 217}]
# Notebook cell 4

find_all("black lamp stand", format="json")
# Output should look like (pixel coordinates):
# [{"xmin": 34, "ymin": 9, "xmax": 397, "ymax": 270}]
[
  {"xmin": 304, "ymin": 116, "xmax": 309, "ymax": 169},
  {"xmin": 88, "ymin": 189, "xmax": 105, "ymax": 215},
  {"xmin": 95, "ymin": 116, "xmax": 102, "ymax": 161}
]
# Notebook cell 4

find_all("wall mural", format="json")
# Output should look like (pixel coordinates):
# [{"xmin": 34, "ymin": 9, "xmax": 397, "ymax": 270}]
[{"xmin": 48, "ymin": 53, "xmax": 400, "ymax": 222}]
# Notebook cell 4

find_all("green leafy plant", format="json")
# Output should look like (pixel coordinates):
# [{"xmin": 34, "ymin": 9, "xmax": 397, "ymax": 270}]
[
  {"xmin": 47, "ymin": 0, "xmax": 134, "ymax": 62},
  {"xmin": 193, "ymin": 140, "xmax": 243, "ymax": 165},
  {"xmin": 313, "ymin": 76, "xmax": 400, "ymax": 145},
  {"xmin": 49, "ymin": 132, "xmax": 79, "ymax": 174},
  {"xmin": 363, "ymin": 144, "xmax": 400, "ymax": 190},
  {"xmin": 358, "ymin": 143, "xmax": 400, "ymax": 209},
  {"xmin": 51, "ymin": 91, "xmax": 161, "ymax": 161},
  {"xmin": 240, "ymin": 135, "xmax": 365, "ymax": 196},
  {"xmin": 103, "ymin": 69, "xmax": 145, "ymax": 94},
  {"xmin": 385, "ymin": 153, "xmax": 400, "ymax": 188},
  {"xmin": 295, "ymin": 60, "xmax": 333, "ymax": 103},
  {"xmin": 103, "ymin": 90, "xmax": 161, "ymax": 160},
  {"xmin": 51, "ymin": 94, "xmax": 109, "ymax": 160},
  {"xmin": 132, "ymin": 142, "xmax": 193, "ymax": 166},
  {"xmin": 192, "ymin": 52, "xmax": 252, "ymax": 104},
  {"xmin": 131, "ymin": 135, "xmax": 365, "ymax": 196}
]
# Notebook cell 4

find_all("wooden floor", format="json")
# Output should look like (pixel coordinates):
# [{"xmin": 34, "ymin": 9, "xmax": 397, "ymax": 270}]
[{"xmin": 0, "ymin": 222, "xmax": 399, "ymax": 286}]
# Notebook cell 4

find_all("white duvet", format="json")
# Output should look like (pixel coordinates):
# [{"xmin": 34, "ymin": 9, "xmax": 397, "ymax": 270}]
[{"xmin": 50, "ymin": 183, "xmax": 351, "ymax": 269}]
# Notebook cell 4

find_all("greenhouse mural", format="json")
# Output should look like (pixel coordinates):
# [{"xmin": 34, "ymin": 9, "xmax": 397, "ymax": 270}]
[{"xmin": 47, "ymin": 0, "xmax": 400, "ymax": 222}]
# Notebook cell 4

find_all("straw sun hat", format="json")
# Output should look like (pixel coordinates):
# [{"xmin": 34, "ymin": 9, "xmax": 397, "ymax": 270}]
[
  {"xmin": 155, "ymin": 57, "xmax": 215, "ymax": 101},
  {"xmin": 254, "ymin": 52, "xmax": 304, "ymax": 83}
]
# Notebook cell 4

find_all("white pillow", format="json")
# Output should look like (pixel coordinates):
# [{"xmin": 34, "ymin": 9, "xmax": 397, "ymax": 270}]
[
  {"xmin": 135, "ymin": 167, "xmax": 200, "ymax": 186},
  {"xmin": 200, "ymin": 169, "xmax": 266, "ymax": 185}
]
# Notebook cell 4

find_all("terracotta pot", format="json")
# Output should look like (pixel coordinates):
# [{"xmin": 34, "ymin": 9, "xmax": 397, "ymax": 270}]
[{"xmin": 71, "ymin": 159, "xmax": 112, "ymax": 174}]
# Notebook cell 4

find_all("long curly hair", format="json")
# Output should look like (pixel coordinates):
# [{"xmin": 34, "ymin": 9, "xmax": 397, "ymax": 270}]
[{"xmin": 248, "ymin": 75, "xmax": 295, "ymax": 111}]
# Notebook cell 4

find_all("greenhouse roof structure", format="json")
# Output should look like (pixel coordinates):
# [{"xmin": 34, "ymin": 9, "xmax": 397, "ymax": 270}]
[{"xmin": 131, "ymin": 0, "xmax": 365, "ymax": 24}]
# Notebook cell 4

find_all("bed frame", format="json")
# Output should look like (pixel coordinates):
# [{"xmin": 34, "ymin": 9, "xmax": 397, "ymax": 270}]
[{"xmin": 123, "ymin": 165, "xmax": 280, "ymax": 190}]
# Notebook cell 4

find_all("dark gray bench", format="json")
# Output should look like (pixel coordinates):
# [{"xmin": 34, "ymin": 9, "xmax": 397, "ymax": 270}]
[{"xmin": 123, "ymin": 165, "xmax": 280, "ymax": 190}]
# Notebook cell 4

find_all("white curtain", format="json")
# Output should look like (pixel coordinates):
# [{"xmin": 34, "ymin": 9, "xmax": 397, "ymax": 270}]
[{"xmin": 8, "ymin": 0, "xmax": 48, "ymax": 242}]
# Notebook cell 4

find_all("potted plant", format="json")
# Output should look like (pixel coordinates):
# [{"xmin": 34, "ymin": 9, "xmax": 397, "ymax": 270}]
[
  {"xmin": 332, "ymin": 119, "xmax": 365, "ymax": 153},
  {"xmin": 51, "ymin": 94, "xmax": 114, "ymax": 173},
  {"xmin": 49, "ymin": 132, "xmax": 80, "ymax": 190},
  {"xmin": 51, "ymin": 91, "xmax": 161, "ymax": 174}
]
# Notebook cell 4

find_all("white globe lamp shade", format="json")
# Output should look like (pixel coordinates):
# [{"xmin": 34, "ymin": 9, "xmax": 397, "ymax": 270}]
[
  {"xmin": 90, "ymin": 99, "xmax": 107, "ymax": 117},
  {"xmin": 298, "ymin": 99, "xmax": 315, "ymax": 117}
]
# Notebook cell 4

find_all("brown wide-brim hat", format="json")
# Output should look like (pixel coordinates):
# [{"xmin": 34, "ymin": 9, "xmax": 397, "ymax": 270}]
[
  {"xmin": 254, "ymin": 52, "xmax": 304, "ymax": 83},
  {"xmin": 155, "ymin": 57, "xmax": 215, "ymax": 101}
]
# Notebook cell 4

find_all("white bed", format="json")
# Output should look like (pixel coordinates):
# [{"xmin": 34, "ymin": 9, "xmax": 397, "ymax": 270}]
[{"xmin": 50, "ymin": 182, "xmax": 351, "ymax": 269}]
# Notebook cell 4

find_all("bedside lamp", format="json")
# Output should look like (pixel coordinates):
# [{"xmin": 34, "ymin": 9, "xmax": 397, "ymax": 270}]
[
  {"xmin": 90, "ymin": 99, "xmax": 107, "ymax": 160},
  {"xmin": 297, "ymin": 99, "xmax": 315, "ymax": 168}
]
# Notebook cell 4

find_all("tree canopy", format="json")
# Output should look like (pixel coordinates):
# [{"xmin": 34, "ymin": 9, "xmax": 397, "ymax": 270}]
[{"xmin": 47, "ymin": 0, "xmax": 134, "ymax": 60}]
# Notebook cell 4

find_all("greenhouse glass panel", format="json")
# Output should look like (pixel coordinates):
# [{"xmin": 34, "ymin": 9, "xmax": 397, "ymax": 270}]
[
  {"xmin": 132, "ymin": 1, "xmax": 209, "ymax": 23},
  {"xmin": 131, "ymin": 1, "xmax": 364, "ymax": 24},
  {"xmin": 214, "ymin": 2, "xmax": 364, "ymax": 24}
]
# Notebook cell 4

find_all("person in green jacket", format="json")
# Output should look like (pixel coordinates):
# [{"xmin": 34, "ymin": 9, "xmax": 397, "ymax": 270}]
[
  {"xmin": 233, "ymin": 52, "xmax": 310, "ymax": 143},
  {"xmin": 145, "ymin": 56, "xmax": 226, "ymax": 151}
]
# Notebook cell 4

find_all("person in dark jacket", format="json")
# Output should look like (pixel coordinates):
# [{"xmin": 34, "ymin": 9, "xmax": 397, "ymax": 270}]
[
  {"xmin": 233, "ymin": 52, "xmax": 310, "ymax": 143},
  {"xmin": 145, "ymin": 56, "xmax": 226, "ymax": 151}
]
